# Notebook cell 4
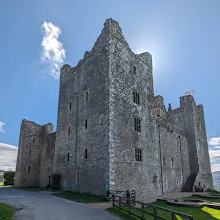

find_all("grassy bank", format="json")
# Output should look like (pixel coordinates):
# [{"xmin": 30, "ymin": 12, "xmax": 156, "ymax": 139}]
[
  {"xmin": 0, "ymin": 203, "xmax": 13, "ymax": 220},
  {"xmin": 52, "ymin": 191, "xmax": 108, "ymax": 203},
  {"xmin": 107, "ymin": 200, "xmax": 220, "ymax": 220}
]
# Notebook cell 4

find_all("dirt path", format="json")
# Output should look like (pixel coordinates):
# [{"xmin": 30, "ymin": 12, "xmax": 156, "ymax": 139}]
[{"xmin": 0, "ymin": 187, "xmax": 120, "ymax": 220}]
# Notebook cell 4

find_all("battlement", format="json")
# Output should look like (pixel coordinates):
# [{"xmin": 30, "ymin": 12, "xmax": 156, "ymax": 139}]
[{"xmin": 21, "ymin": 119, "xmax": 53, "ymax": 135}]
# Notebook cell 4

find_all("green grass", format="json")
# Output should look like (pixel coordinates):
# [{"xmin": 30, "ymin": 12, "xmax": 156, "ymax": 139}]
[
  {"xmin": 0, "ymin": 203, "xmax": 13, "ymax": 220},
  {"xmin": 107, "ymin": 201, "xmax": 220, "ymax": 220},
  {"xmin": 107, "ymin": 207, "xmax": 139, "ymax": 220},
  {"xmin": 52, "ymin": 191, "xmax": 108, "ymax": 203},
  {"xmin": 0, "ymin": 182, "xmax": 4, "ymax": 186}
]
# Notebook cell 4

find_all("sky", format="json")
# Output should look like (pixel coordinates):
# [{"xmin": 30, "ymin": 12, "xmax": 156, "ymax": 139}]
[{"xmin": 0, "ymin": 0, "xmax": 220, "ymax": 172}]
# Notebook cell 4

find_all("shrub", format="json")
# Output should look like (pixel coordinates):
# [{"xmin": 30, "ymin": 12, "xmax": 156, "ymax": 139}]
[
  {"xmin": 3, "ymin": 171, "xmax": 15, "ymax": 185},
  {"xmin": 51, "ymin": 173, "xmax": 61, "ymax": 190}
]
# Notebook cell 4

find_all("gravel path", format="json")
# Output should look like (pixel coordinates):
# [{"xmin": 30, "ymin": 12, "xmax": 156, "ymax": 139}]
[{"xmin": 0, "ymin": 187, "xmax": 120, "ymax": 220}]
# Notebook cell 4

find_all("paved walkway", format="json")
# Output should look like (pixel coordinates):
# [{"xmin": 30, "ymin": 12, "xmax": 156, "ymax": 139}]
[{"xmin": 0, "ymin": 187, "xmax": 120, "ymax": 220}]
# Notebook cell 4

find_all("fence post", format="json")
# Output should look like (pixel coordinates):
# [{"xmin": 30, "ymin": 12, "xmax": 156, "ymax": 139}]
[
  {"xmin": 141, "ymin": 203, "xmax": 144, "ymax": 220},
  {"xmin": 112, "ymin": 195, "xmax": 115, "ymax": 207},
  {"xmin": 128, "ymin": 198, "xmax": 131, "ymax": 215},
  {"xmin": 171, "ymin": 212, "xmax": 176, "ymax": 220},
  {"xmin": 154, "ymin": 207, "xmax": 157, "ymax": 220},
  {"xmin": 119, "ymin": 196, "xmax": 121, "ymax": 211}
]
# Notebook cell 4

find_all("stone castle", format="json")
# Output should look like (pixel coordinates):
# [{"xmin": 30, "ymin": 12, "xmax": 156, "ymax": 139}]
[{"xmin": 14, "ymin": 18, "xmax": 213, "ymax": 198}]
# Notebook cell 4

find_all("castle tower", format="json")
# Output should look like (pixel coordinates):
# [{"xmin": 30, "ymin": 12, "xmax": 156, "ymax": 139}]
[
  {"xmin": 14, "ymin": 120, "xmax": 55, "ymax": 187},
  {"xmin": 54, "ymin": 18, "xmax": 161, "ymax": 197}
]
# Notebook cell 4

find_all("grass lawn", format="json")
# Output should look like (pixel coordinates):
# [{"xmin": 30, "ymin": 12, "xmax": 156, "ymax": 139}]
[
  {"xmin": 52, "ymin": 191, "xmax": 108, "ymax": 203},
  {"xmin": 0, "ymin": 203, "xmax": 13, "ymax": 220},
  {"xmin": 0, "ymin": 182, "xmax": 4, "ymax": 186},
  {"xmin": 107, "ymin": 200, "xmax": 220, "ymax": 220}
]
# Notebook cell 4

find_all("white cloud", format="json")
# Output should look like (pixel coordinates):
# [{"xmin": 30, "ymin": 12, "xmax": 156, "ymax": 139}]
[
  {"xmin": 209, "ymin": 137, "xmax": 220, "ymax": 146},
  {"xmin": 0, "ymin": 121, "xmax": 6, "ymax": 133},
  {"xmin": 211, "ymin": 163, "xmax": 220, "ymax": 172},
  {"xmin": 41, "ymin": 22, "xmax": 65, "ymax": 79},
  {"xmin": 209, "ymin": 149, "xmax": 220, "ymax": 160},
  {"xmin": 0, "ymin": 143, "xmax": 18, "ymax": 171}
]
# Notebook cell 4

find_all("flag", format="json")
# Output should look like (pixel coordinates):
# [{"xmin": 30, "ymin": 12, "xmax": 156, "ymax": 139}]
[{"xmin": 184, "ymin": 90, "xmax": 194, "ymax": 95}]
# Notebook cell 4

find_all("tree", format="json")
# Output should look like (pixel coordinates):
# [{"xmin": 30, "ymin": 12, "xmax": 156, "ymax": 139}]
[{"xmin": 4, "ymin": 171, "xmax": 15, "ymax": 185}]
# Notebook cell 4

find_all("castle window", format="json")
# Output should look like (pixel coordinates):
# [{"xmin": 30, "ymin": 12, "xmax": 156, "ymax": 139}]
[
  {"xmin": 77, "ymin": 172, "xmax": 80, "ymax": 183},
  {"xmin": 171, "ymin": 158, "xmax": 174, "ymax": 167},
  {"xmin": 135, "ymin": 148, "xmax": 142, "ymax": 161},
  {"xmin": 67, "ymin": 153, "xmax": 70, "ymax": 161},
  {"xmin": 33, "ymin": 138, "xmax": 35, "ymax": 143},
  {"xmin": 133, "ymin": 91, "xmax": 140, "ymax": 105},
  {"xmin": 163, "ymin": 156, "xmax": 166, "ymax": 167},
  {"xmin": 85, "ymin": 119, "xmax": 88, "ymax": 129},
  {"xmin": 28, "ymin": 166, "xmax": 30, "ymax": 174},
  {"xmin": 68, "ymin": 127, "xmax": 71, "ymax": 136},
  {"xmin": 29, "ymin": 149, "xmax": 31, "ymax": 156},
  {"xmin": 164, "ymin": 176, "xmax": 167, "ymax": 184},
  {"xmin": 69, "ymin": 102, "xmax": 72, "ymax": 110},
  {"xmin": 133, "ymin": 65, "xmax": 136, "ymax": 75},
  {"xmin": 84, "ymin": 149, "xmax": 88, "ymax": 159},
  {"xmin": 85, "ymin": 91, "xmax": 89, "ymax": 102},
  {"xmin": 134, "ymin": 117, "xmax": 141, "ymax": 132}
]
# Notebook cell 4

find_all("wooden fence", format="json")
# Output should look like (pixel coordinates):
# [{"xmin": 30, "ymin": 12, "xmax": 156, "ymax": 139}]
[{"xmin": 112, "ymin": 195, "xmax": 193, "ymax": 220}]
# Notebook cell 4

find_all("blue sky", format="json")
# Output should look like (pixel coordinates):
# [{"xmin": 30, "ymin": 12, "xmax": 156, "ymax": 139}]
[{"xmin": 0, "ymin": 0, "xmax": 220, "ymax": 171}]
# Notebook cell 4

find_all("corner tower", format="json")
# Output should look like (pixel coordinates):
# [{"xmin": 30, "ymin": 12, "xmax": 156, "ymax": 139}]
[{"xmin": 54, "ymin": 18, "xmax": 161, "ymax": 197}]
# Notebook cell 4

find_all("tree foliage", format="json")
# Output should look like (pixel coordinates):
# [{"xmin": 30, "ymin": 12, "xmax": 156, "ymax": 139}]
[{"xmin": 3, "ymin": 171, "xmax": 15, "ymax": 185}]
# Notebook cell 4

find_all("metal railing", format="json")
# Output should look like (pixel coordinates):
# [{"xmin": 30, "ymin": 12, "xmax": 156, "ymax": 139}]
[{"xmin": 112, "ymin": 195, "xmax": 193, "ymax": 220}]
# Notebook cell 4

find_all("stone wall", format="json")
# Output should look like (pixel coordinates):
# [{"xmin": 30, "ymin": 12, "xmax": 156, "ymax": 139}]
[
  {"xmin": 14, "ymin": 120, "xmax": 55, "ymax": 187},
  {"xmin": 157, "ymin": 118, "xmax": 191, "ymax": 193},
  {"xmin": 53, "ymin": 19, "xmax": 111, "ymax": 195},
  {"xmin": 107, "ymin": 19, "xmax": 161, "ymax": 198},
  {"xmin": 167, "ymin": 95, "xmax": 213, "ymax": 189}
]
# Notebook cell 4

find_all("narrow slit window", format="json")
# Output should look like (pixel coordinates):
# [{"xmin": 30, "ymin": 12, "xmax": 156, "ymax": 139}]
[
  {"xmin": 68, "ymin": 127, "xmax": 71, "ymax": 135},
  {"xmin": 163, "ymin": 156, "xmax": 166, "ymax": 167},
  {"xmin": 85, "ymin": 91, "xmax": 89, "ymax": 102},
  {"xmin": 85, "ymin": 149, "xmax": 88, "ymax": 159},
  {"xmin": 77, "ymin": 172, "xmax": 80, "ymax": 183},
  {"xmin": 135, "ymin": 148, "xmax": 142, "ymax": 161},
  {"xmin": 134, "ymin": 117, "xmax": 141, "ymax": 132},
  {"xmin": 133, "ymin": 66, "xmax": 136, "ymax": 75},
  {"xmin": 133, "ymin": 91, "xmax": 140, "ymax": 105},
  {"xmin": 67, "ymin": 153, "xmax": 70, "ymax": 161},
  {"xmin": 171, "ymin": 158, "xmax": 174, "ymax": 167},
  {"xmin": 29, "ymin": 149, "xmax": 31, "ymax": 156},
  {"xmin": 85, "ymin": 119, "xmax": 88, "ymax": 129},
  {"xmin": 28, "ymin": 166, "xmax": 30, "ymax": 174},
  {"xmin": 69, "ymin": 102, "xmax": 72, "ymax": 110},
  {"xmin": 33, "ymin": 138, "xmax": 35, "ymax": 143}
]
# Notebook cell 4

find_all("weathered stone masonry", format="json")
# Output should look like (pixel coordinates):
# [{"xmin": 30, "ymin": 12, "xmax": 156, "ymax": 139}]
[{"xmin": 14, "ymin": 18, "xmax": 213, "ymax": 198}]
